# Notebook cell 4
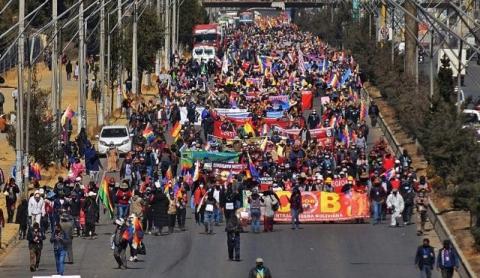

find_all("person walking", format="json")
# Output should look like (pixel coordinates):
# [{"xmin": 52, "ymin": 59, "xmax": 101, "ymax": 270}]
[
  {"xmin": 27, "ymin": 222, "xmax": 45, "ymax": 272},
  {"xmin": 116, "ymin": 181, "xmax": 132, "ymax": 219},
  {"xmin": 3, "ymin": 177, "xmax": 20, "ymax": 223},
  {"xmin": 437, "ymin": 240, "xmax": 459, "ymax": 278},
  {"xmin": 150, "ymin": 184, "xmax": 169, "ymax": 236},
  {"xmin": 176, "ymin": 185, "xmax": 188, "ymax": 231},
  {"xmin": 83, "ymin": 191, "xmax": 98, "ymax": 239},
  {"xmin": 65, "ymin": 60, "xmax": 72, "ymax": 81},
  {"xmin": 225, "ymin": 214, "xmax": 241, "ymax": 261},
  {"xmin": 415, "ymin": 189, "xmax": 429, "ymax": 236},
  {"xmin": 74, "ymin": 62, "xmax": 79, "ymax": 81},
  {"xmin": 248, "ymin": 189, "xmax": 262, "ymax": 233},
  {"xmin": 193, "ymin": 183, "xmax": 206, "ymax": 225},
  {"xmin": 112, "ymin": 218, "xmax": 128, "ymax": 270},
  {"xmin": 0, "ymin": 90, "xmax": 4, "ymax": 114},
  {"xmin": 50, "ymin": 223, "xmax": 67, "ymax": 276},
  {"xmin": 262, "ymin": 189, "xmax": 278, "ymax": 232},
  {"xmin": 167, "ymin": 191, "xmax": 177, "ymax": 234},
  {"xmin": 369, "ymin": 180, "xmax": 386, "ymax": 225},
  {"xmin": 415, "ymin": 238, "xmax": 435, "ymax": 278},
  {"xmin": 28, "ymin": 190, "xmax": 45, "ymax": 225},
  {"xmin": 59, "ymin": 213, "xmax": 74, "ymax": 264},
  {"xmin": 203, "ymin": 190, "xmax": 217, "ymax": 234},
  {"xmin": 0, "ymin": 208, "xmax": 4, "ymax": 249},
  {"xmin": 386, "ymin": 187, "xmax": 404, "ymax": 227},
  {"xmin": 248, "ymin": 258, "xmax": 272, "ymax": 278},
  {"xmin": 15, "ymin": 197, "xmax": 28, "ymax": 240},
  {"xmin": 288, "ymin": 187, "xmax": 303, "ymax": 230}
]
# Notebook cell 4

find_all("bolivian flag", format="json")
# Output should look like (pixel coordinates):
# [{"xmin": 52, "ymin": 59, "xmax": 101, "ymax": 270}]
[{"xmin": 171, "ymin": 122, "xmax": 182, "ymax": 139}]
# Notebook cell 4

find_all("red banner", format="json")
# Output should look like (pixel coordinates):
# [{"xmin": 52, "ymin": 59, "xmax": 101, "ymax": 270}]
[
  {"xmin": 273, "ymin": 191, "xmax": 370, "ymax": 222},
  {"xmin": 301, "ymin": 91, "xmax": 313, "ymax": 110},
  {"xmin": 213, "ymin": 120, "xmax": 237, "ymax": 139}
]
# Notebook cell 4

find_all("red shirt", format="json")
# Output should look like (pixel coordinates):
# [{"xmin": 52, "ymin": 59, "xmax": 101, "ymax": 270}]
[
  {"xmin": 116, "ymin": 190, "xmax": 132, "ymax": 205},
  {"xmin": 383, "ymin": 156, "xmax": 395, "ymax": 171}
]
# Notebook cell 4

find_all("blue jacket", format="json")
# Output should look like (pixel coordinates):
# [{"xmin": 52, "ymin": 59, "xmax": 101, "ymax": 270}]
[{"xmin": 437, "ymin": 247, "xmax": 459, "ymax": 269}]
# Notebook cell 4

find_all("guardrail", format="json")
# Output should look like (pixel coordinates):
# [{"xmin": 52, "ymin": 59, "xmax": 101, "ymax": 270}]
[{"xmin": 362, "ymin": 87, "xmax": 477, "ymax": 278}]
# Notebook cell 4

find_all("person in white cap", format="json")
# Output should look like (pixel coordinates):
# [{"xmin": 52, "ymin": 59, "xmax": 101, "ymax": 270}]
[
  {"xmin": 248, "ymin": 258, "xmax": 272, "ymax": 278},
  {"xmin": 28, "ymin": 190, "xmax": 45, "ymax": 225}
]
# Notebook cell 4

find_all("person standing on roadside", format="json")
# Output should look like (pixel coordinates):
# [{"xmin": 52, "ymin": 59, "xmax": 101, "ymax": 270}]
[
  {"xmin": 66, "ymin": 60, "xmax": 72, "ymax": 81},
  {"xmin": 3, "ymin": 177, "xmax": 20, "ymax": 223},
  {"xmin": 27, "ymin": 222, "xmax": 45, "ymax": 272},
  {"xmin": 415, "ymin": 238, "xmax": 435, "ymax": 278},
  {"xmin": 437, "ymin": 240, "xmax": 459, "ymax": 278}
]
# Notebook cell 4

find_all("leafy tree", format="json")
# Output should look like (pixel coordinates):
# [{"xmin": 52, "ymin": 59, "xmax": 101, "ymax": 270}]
[
  {"xmin": 178, "ymin": 0, "xmax": 209, "ymax": 46},
  {"xmin": 7, "ymin": 66, "xmax": 58, "ymax": 168},
  {"xmin": 437, "ymin": 54, "xmax": 454, "ymax": 103}
]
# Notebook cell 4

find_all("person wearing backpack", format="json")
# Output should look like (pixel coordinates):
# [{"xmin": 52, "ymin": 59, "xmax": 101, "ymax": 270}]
[
  {"xmin": 248, "ymin": 188, "xmax": 263, "ymax": 233},
  {"xmin": 262, "ymin": 188, "xmax": 279, "ymax": 232}
]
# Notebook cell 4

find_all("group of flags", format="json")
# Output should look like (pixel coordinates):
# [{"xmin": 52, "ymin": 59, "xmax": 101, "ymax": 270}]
[{"xmin": 60, "ymin": 105, "xmax": 75, "ymax": 127}]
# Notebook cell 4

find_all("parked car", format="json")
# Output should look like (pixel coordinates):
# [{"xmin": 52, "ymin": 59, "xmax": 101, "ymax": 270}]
[{"xmin": 96, "ymin": 125, "xmax": 132, "ymax": 155}]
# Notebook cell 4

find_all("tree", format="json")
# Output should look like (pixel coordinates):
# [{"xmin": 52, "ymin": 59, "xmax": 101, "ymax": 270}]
[
  {"xmin": 7, "ymin": 66, "xmax": 58, "ymax": 168},
  {"xmin": 120, "ymin": 8, "xmax": 164, "ymax": 92},
  {"xmin": 437, "ymin": 54, "xmax": 454, "ymax": 103},
  {"xmin": 178, "ymin": 0, "xmax": 209, "ymax": 46}
]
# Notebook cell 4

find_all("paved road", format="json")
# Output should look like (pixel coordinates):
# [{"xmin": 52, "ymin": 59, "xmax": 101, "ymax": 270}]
[{"xmin": 0, "ymin": 125, "xmax": 440, "ymax": 278}]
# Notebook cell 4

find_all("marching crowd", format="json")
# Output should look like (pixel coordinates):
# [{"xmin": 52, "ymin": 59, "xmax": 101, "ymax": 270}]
[{"xmin": 0, "ymin": 14, "xmax": 460, "ymax": 278}]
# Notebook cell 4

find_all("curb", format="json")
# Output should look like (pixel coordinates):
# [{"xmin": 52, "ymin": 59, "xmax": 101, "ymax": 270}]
[{"xmin": 363, "ymin": 87, "xmax": 477, "ymax": 278}]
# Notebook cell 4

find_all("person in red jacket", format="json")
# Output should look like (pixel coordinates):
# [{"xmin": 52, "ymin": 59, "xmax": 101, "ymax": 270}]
[
  {"xmin": 116, "ymin": 181, "xmax": 132, "ymax": 219},
  {"xmin": 382, "ymin": 153, "xmax": 395, "ymax": 172},
  {"xmin": 193, "ymin": 184, "xmax": 206, "ymax": 225}
]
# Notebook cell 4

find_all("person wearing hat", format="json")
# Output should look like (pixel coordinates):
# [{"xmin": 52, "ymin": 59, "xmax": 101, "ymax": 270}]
[
  {"xmin": 112, "ymin": 218, "xmax": 128, "ymax": 269},
  {"xmin": 386, "ymin": 187, "xmax": 405, "ymax": 227},
  {"xmin": 116, "ymin": 181, "xmax": 132, "ymax": 219},
  {"xmin": 415, "ymin": 238, "xmax": 435, "ymax": 278},
  {"xmin": 248, "ymin": 258, "xmax": 272, "ymax": 278}
]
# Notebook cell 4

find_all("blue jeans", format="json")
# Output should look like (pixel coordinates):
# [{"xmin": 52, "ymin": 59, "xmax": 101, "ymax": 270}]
[
  {"xmin": 54, "ymin": 249, "xmax": 66, "ymax": 275},
  {"xmin": 146, "ymin": 166, "xmax": 153, "ymax": 178},
  {"xmin": 372, "ymin": 201, "xmax": 382, "ymax": 224},
  {"xmin": 214, "ymin": 207, "xmax": 221, "ymax": 224},
  {"xmin": 204, "ymin": 211, "xmax": 214, "ymax": 233},
  {"xmin": 291, "ymin": 208, "xmax": 300, "ymax": 229},
  {"xmin": 250, "ymin": 208, "xmax": 261, "ymax": 233},
  {"xmin": 420, "ymin": 265, "xmax": 433, "ymax": 278},
  {"xmin": 117, "ymin": 204, "xmax": 129, "ymax": 219}
]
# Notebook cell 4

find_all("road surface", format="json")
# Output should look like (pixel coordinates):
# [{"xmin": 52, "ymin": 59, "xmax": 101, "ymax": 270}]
[{"xmin": 0, "ymin": 121, "xmax": 439, "ymax": 278}]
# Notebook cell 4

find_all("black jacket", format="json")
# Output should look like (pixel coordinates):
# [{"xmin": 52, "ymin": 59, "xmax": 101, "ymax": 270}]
[
  {"xmin": 248, "ymin": 266, "xmax": 272, "ymax": 278},
  {"xmin": 415, "ymin": 245, "xmax": 435, "ymax": 269}
]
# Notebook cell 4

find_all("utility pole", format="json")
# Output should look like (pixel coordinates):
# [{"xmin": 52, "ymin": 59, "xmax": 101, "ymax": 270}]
[
  {"xmin": 176, "ymin": 0, "xmax": 180, "ymax": 55},
  {"xmin": 107, "ymin": 12, "xmax": 111, "ymax": 118},
  {"xmin": 404, "ymin": 0, "xmax": 418, "ymax": 78},
  {"xmin": 155, "ymin": 0, "xmax": 162, "ymax": 76},
  {"xmin": 457, "ymin": 40, "xmax": 463, "ymax": 113},
  {"xmin": 131, "ymin": 0, "xmax": 138, "ymax": 94},
  {"xmin": 117, "ymin": 0, "xmax": 123, "ymax": 109},
  {"xmin": 164, "ymin": 0, "xmax": 171, "ymax": 71},
  {"xmin": 16, "ymin": 0, "xmax": 25, "ymax": 189},
  {"xmin": 171, "ymin": 0, "xmax": 177, "ymax": 54},
  {"xmin": 429, "ymin": 29, "xmax": 434, "ymax": 107},
  {"xmin": 391, "ymin": 7, "xmax": 395, "ymax": 65},
  {"xmin": 52, "ymin": 0, "xmax": 59, "ymax": 132},
  {"xmin": 99, "ymin": 0, "xmax": 106, "ymax": 125},
  {"xmin": 24, "ymin": 36, "xmax": 35, "ymax": 191},
  {"xmin": 78, "ymin": 1, "xmax": 86, "ymax": 132}
]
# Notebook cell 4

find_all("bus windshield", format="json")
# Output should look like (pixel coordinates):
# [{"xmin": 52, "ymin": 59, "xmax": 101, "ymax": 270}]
[{"xmin": 194, "ymin": 33, "xmax": 219, "ymax": 43}]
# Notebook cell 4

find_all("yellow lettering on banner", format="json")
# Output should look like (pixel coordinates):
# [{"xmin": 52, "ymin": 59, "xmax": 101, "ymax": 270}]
[{"xmin": 320, "ymin": 192, "xmax": 340, "ymax": 213}]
